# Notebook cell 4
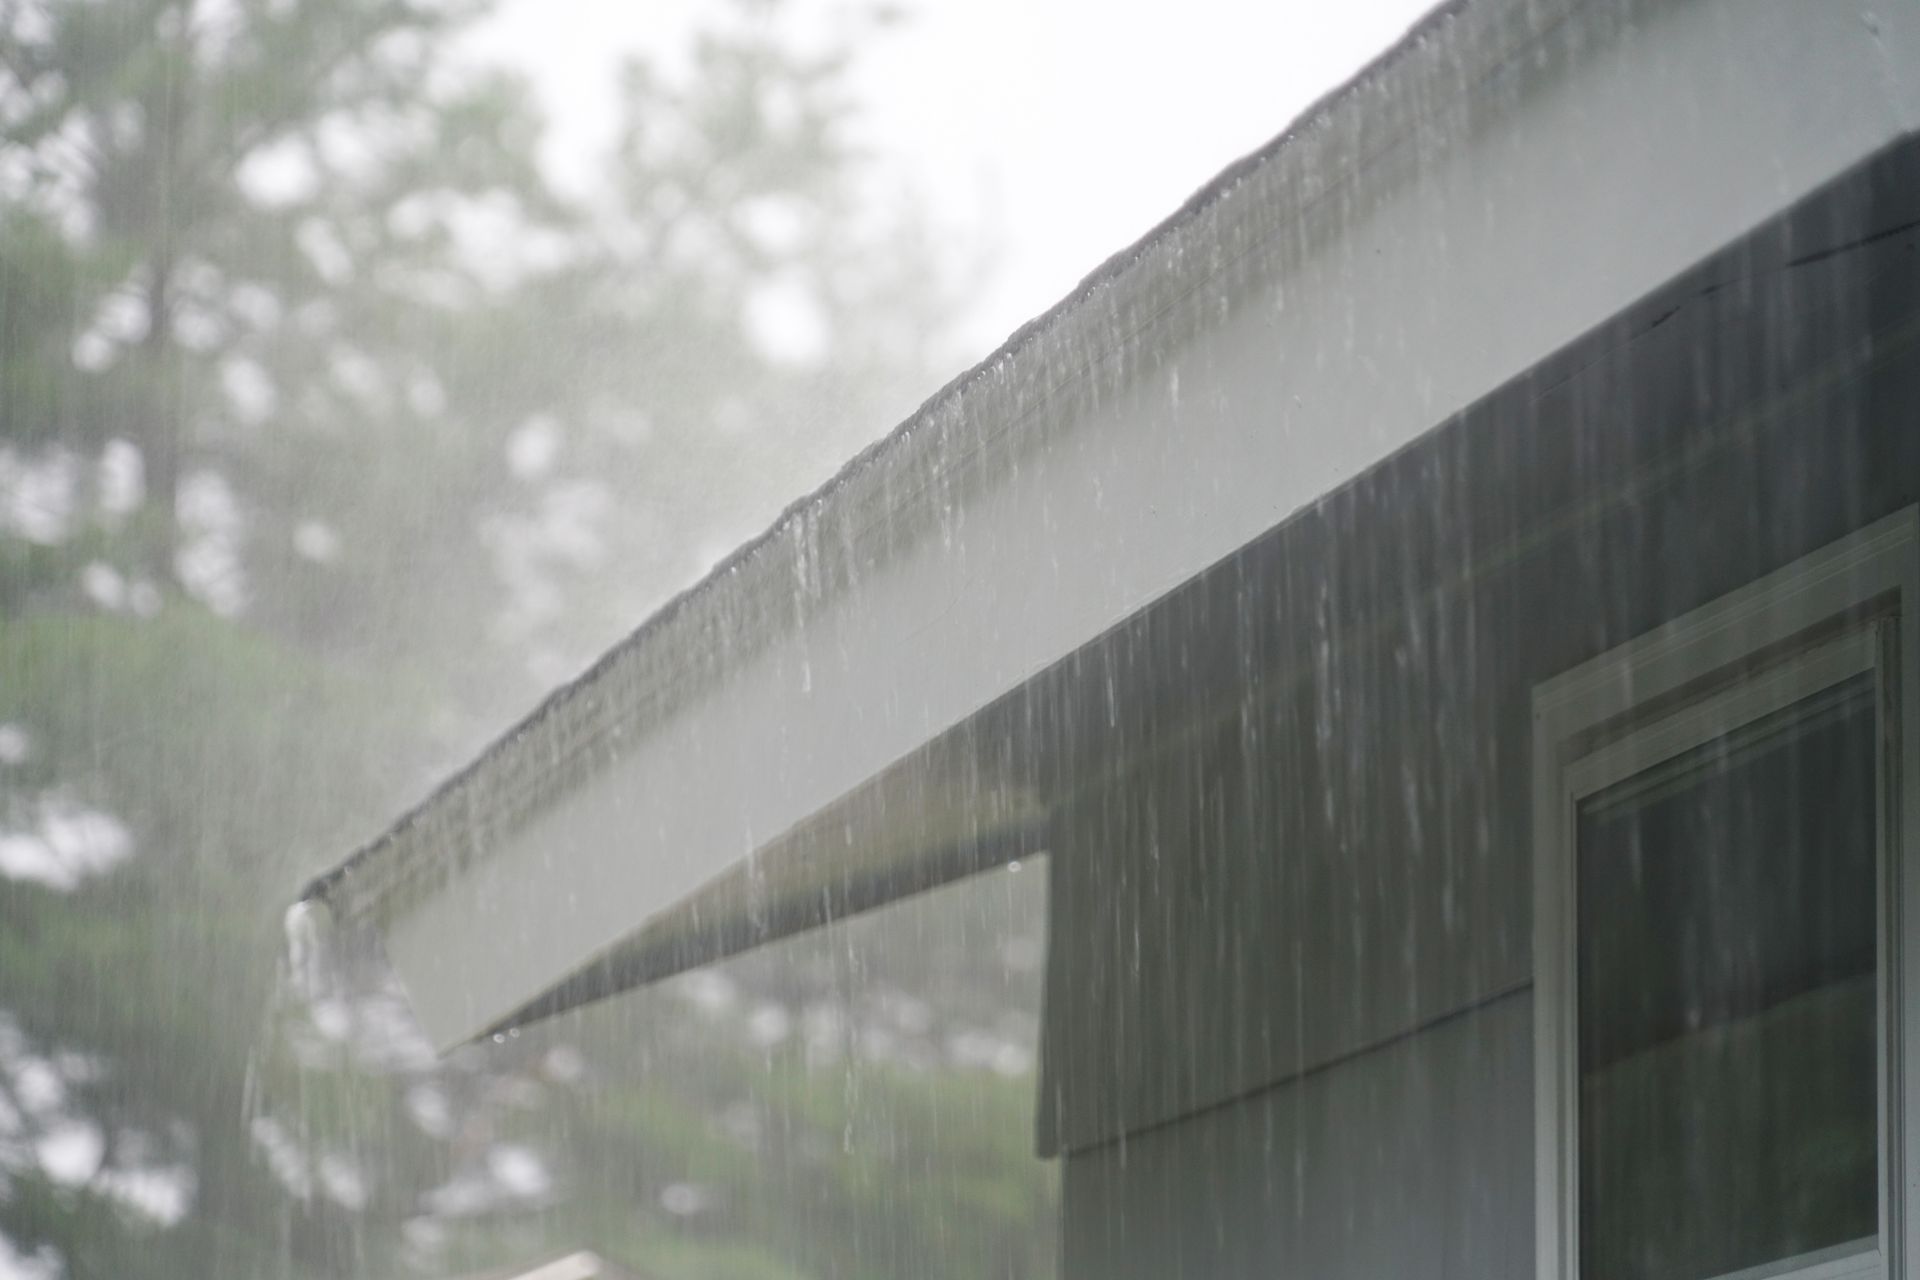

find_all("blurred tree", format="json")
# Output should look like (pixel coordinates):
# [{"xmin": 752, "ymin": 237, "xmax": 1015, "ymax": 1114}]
[
  {"xmin": 1, "ymin": 0, "xmax": 965, "ymax": 719},
  {"xmin": 0, "ymin": 0, "xmax": 1041, "ymax": 1276},
  {"xmin": 0, "ymin": 0, "xmax": 545, "ymax": 578},
  {"xmin": 0, "ymin": 0, "xmax": 553, "ymax": 1270}
]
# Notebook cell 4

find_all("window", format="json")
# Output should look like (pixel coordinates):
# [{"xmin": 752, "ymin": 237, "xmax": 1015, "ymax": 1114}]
[{"xmin": 1534, "ymin": 509, "xmax": 1920, "ymax": 1280}]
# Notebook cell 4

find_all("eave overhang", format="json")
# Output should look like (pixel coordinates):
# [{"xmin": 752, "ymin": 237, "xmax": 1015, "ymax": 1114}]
[{"xmin": 297, "ymin": 0, "xmax": 1920, "ymax": 1053}]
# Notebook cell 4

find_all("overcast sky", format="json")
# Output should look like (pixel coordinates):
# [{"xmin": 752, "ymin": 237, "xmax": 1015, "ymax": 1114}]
[{"xmin": 468, "ymin": 0, "xmax": 1437, "ymax": 355}]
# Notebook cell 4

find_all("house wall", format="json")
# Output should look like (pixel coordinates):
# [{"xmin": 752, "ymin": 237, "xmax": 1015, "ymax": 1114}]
[
  {"xmin": 1061, "ymin": 992, "xmax": 1530, "ymax": 1280},
  {"xmin": 1036, "ymin": 130, "xmax": 1920, "ymax": 1277}
]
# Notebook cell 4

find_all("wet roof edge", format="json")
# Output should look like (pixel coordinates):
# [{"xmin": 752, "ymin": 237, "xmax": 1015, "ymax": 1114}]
[{"xmin": 297, "ymin": 0, "xmax": 1584, "ymax": 923}]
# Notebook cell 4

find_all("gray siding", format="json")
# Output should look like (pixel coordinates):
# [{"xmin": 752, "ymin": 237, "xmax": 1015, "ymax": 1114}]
[
  {"xmin": 1062, "ymin": 992, "xmax": 1532, "ymax": 1280},
  {"xmin": 1034, "ymin": 131, "xmax": 1920, "ymax": 1157}
]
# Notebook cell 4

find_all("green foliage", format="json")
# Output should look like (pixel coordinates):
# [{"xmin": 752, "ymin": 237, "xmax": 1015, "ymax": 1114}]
[
  {"xmin": 0, "ymin": 603, "xmax": 435, "ymax": 1277},
  {"xmin": 0, "ymin": 0, "xmax": 1037, "ymax": 1276}
]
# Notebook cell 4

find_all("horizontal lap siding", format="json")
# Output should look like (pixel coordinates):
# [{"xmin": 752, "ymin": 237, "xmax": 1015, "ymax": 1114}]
[
  {"xmin": 1062, "ymin": 991, "xmax": 1532, "ymax": 1280},
  {"xmin": 1036, "ymin": 134, "xmax": 1920, "ymax": 1157}
]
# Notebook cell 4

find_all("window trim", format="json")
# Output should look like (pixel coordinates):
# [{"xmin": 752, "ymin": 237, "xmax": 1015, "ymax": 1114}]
[{"xmin": 1533, "ymin": 507, "xmax": 1920, "ymax": 1280}]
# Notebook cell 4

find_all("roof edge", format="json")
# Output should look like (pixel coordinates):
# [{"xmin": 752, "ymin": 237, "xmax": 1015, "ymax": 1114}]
[{"xmin": 301, "ymin": 0, "xmax": 1598, "ymax": 924}]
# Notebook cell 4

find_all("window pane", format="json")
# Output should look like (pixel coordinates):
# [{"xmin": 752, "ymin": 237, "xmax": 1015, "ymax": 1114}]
[{"xmin": 1576, "ymin": 671, "xmax": 1879, "ymax": 1280}]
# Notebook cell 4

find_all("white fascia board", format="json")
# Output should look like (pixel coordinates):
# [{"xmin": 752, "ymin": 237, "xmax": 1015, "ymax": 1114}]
[{"xmin": 305, "ymin": 0, "xmax": 1920, "ymax": 1052}]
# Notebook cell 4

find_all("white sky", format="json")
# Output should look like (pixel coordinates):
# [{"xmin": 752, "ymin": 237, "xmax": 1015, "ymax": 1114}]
[{"xmin": 467, "ymin": 0, "xmax": 1437, "ymax": 355}]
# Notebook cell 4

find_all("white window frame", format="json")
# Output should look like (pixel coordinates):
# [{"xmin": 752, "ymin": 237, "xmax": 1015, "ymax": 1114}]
[{"xmin": 1533, "ymin": 506, "xmax": 1920, "ymax": 1280}]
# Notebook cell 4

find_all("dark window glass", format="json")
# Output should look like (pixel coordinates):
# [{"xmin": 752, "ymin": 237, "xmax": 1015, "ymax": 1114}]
[{"xmin": 1577, "ymin": 672, "xmax": 1879, "ymax": 1280}]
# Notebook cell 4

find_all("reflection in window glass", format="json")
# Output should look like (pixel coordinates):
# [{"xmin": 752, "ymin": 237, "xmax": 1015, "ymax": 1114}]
[{"xmin": 1577, "ymin": 672, "xmax": 1879, "ymax": 1280}]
